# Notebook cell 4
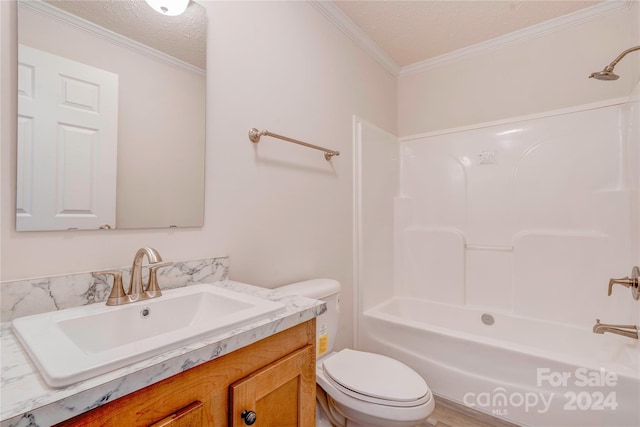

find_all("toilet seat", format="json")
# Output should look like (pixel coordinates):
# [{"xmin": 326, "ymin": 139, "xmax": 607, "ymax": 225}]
[
  {"xmin": 321, "ymin": 349, "xmax": 430, "ymax": 407},
  {"xmin": 316, "ymin": 350, "xmax": 434, "ymax": 427}
]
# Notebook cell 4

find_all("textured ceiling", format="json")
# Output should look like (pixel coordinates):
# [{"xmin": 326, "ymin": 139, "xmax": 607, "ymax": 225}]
[
  {"xmin": 42, "ymin": 1, "xmax": 603, "ymax": 71},
  {"xmin": 43, "ymin": 0, "xmax": 206, "ymax": 70},
  {"xmin": 334, "ymin": 0, "xmax": 603, "ymax": 67}
]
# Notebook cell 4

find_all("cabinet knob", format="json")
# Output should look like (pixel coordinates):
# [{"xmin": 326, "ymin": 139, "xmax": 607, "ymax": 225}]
[{"xmin": 241, "ymin": 410, "xmax": 257, "ymax": 425}]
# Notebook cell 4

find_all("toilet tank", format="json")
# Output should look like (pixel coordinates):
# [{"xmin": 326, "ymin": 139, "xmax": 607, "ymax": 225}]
[{"xmin": 275, "ymin": 279, "xmax": 340, "ymax": 358}]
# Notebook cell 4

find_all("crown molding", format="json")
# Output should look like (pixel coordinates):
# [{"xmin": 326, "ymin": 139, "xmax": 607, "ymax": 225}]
[
  {"xmin": 400, "ymin": 0, "xmax": 632, "ymax": 78},
  {"xmin": 309, "ymin": 0, "xmax": 400, "ymax": 77},
  {"xmin": 18, "ymin": 0, "xmax": 205, "ymax": 76}
]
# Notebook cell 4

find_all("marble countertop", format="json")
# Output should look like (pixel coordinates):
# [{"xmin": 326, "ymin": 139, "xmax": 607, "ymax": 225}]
[{"xmin": 1, "ymin": 280, "xmax": 324, "ymax": 427}]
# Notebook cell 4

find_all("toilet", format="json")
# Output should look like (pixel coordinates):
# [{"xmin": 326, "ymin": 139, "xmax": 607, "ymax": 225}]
[{"xmin": 276, "ymin": 279, "xmax": 434, "ymax": 427}]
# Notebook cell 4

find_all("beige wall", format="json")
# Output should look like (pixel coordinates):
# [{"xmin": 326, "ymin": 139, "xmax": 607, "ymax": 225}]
[
  {"xmin": 1, "ymin": 1, "xmax": 397, "ymax": 350},
  {"xmin": 398, "ymin": 4, "xmax": 640, "ymax": 136},
  {"xmin": 18, "ymin": 6, "xmax": 206, "ymax": 229}
]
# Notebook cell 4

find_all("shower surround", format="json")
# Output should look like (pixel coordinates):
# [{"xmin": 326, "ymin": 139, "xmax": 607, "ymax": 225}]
[{"xmin": 357, "ymin": 98, "xmax": 640, "ymax": 427}]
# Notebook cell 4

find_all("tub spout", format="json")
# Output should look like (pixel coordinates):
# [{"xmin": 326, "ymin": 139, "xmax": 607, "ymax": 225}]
[{"xmin": 593, "ymin": 319, "xmax": 638, "ymax": 339}]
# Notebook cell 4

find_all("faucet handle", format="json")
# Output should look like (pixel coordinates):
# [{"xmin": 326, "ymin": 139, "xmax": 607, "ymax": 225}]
[
  {"xmin": 146, "ymin": 262, "xmax": 173, "ymax": 298},
  {"xmin": 607, "ymin": 266, "xmax": 639, "ymax": 300},
  {"xmin": 93, "ymin": 270, "xmax": 128, "ymax": 306}
]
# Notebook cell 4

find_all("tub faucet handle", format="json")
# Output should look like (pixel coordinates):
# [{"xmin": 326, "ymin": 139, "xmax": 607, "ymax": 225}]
[{"xmin": 607, "ymin": 266, "xmax": 639, "ymax": 300}]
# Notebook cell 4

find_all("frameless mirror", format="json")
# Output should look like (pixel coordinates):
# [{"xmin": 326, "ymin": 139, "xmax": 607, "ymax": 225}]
[{"xmin": 16, "ymin": 0, "xmax": 206, "ymax": 230}]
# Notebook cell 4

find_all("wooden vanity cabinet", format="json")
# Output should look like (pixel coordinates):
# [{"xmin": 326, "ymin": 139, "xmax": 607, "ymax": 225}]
[
  {"xmin": 148, "ymin": 401, "xmax": 204, "ymax": 427},
  {"xmin": 229, "ymin": 345, "xmax": 315, "ymax": 427},
  {"xmin": 56, "ymin": 320, "xmax": 315, "ymax": 427}
]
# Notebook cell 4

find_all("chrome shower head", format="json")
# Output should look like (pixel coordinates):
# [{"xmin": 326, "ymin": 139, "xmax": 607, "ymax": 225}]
[
  {"xmin": 589, "ymin": 45, "xmax": 639, "ymax": 81},
  {"xmin": 589, "ymin": 69, "xmax": 620, "ymax": 81}
]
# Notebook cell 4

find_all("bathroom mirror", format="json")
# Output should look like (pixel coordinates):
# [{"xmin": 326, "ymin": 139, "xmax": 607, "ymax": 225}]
[{"xmin": 16, "ymin": 0, "xmax": 206, "ymax": 231}]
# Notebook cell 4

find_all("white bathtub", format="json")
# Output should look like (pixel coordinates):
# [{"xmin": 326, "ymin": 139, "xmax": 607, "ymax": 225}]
[{"xmin": 359, "ymin": 297, "xmax": 640, "ymax": 427}]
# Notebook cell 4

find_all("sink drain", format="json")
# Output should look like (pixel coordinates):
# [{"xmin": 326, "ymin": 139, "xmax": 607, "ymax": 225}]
[
  {"xmin": 140, "ymin": 307, "xmax": 151, "ymax": 318},
  {"xmin": 481, "ymin": 313, "xmax": 494, "ymax": 326}
]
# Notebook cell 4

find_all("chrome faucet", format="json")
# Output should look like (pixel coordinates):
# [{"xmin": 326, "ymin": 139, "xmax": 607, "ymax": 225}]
[
  {"xmin": 593, "ymin": 319, "xmax": 638, "ymax": 339},
  {"xmin": 94, "ymin": 247, "xmax": 172, "ymax": 306}
]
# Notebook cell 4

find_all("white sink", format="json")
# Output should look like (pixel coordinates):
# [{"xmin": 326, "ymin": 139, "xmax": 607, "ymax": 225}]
[{"xmin": 11, "ymin": 284, "xmax": 285, "ymax": 387}]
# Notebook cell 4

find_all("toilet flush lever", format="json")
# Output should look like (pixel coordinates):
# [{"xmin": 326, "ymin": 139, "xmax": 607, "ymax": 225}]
[{"xmin": 608, "ymin": 266, "xmax": 639, "ymax": 300}]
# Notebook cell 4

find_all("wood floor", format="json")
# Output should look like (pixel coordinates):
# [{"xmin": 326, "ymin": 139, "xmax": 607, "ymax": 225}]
[{"xmin": 426, "ymin": 396, "xmax": 521, "ymax": 427}]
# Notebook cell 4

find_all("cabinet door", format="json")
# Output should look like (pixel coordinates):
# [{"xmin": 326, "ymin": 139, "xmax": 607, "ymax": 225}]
[
  {"xmin": 229, "ymin": 345, "xmax": 315, "ymax": 427},
  {"xmin": 148, "ymin": 401, "xmax": 203, "ymax": 427}
]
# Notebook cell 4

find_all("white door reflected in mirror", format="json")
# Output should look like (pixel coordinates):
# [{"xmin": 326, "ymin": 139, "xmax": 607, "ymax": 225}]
[
  {"xmin": 16, "ymin": 0, "xmax": 206, "ymax": 231},
  {"xmin": 17, "ymin": 45, "xmax": 118, "ymax": 231}
]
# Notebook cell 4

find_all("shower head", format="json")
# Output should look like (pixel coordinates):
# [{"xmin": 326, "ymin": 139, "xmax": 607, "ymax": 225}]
[
  {"xmin": 589, "ymin": 45, "xmax": 640, "ymax": 81},
  {"xmin": 589, "ymin": 69, "xmax": 620, "ymax": 81}
]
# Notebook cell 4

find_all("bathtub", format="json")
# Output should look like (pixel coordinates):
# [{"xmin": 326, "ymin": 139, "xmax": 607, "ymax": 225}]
[{"xmin": 358, "ymin": 297, "xmax": 640, "ymax": 427}]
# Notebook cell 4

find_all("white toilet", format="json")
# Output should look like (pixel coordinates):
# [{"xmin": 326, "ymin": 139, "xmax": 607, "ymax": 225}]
[{"xmin": 276, "ymin": 279, "xmax": 434, "ymax": 427}]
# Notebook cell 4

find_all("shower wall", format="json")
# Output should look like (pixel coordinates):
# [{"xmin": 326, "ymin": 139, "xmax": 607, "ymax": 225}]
[
  {"xmin": 353, "ymin": 117, "xmax": 398, "ymax": 330},
  {"xmin": 395, "ymin": 101, "xmax": 639, "ymax": 327}
]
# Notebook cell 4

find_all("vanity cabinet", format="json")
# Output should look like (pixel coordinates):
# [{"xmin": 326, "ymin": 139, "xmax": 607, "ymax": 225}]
[
  {"xmin": 55, "ymin": 320, "xmax": 315, "ymax": 427},
  {"xmin": 149, "ymin": 401, "xmax": 204, "ymax": 427},
  {"xmin": 230, "ymin": 346, "xmax": 315, "ymax": 427}
]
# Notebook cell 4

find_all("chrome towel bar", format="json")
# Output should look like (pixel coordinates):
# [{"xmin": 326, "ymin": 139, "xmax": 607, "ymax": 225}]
[{"xmin": 248, "ymin": 128, "xmax": 340, "ymax": 161}]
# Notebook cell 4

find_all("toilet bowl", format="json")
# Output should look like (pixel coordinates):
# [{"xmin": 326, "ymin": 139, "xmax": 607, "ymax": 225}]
[
  {"xmin": 316, "ymin": 349, "xmax": 434, "ymax": 427},
  {"xmin": 276, "ymin": 279, "xmax": 434, "ymax": 427}
]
